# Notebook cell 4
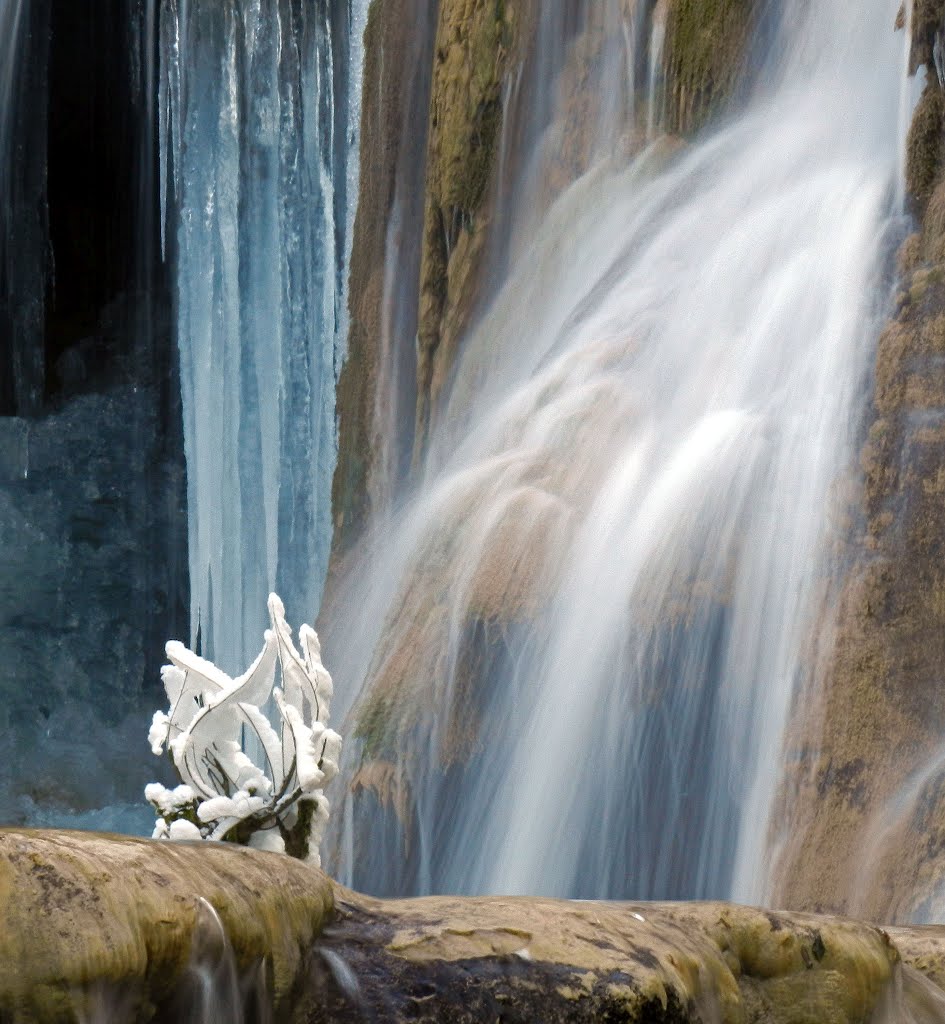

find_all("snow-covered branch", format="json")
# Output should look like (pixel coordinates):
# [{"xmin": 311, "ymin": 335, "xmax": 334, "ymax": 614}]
[{"xmin": 145, "ymin": 594, "xmax": 341, "ymax": 865}]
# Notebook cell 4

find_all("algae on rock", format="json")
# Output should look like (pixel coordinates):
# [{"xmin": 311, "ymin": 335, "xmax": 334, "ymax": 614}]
[
  {"xmin": 663, "ymin": 0, "xmax": 760, "ymax": 136},
  {"xmin": 0, "ymin": 829, "xmax": 334, "ymax": 1023},
  {"xmin": 414, "ymin": 0, "xmax": 521, "ymax": 458}
]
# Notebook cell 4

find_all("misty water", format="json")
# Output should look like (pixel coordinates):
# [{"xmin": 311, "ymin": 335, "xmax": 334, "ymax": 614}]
[{"xmin": 328, "ymin": 0, "xmax": 914, "ymax": 903}]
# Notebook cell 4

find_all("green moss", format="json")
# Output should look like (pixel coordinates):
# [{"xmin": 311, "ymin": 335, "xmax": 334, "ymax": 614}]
[
  {"xmin": 907, "ymin": 84, "xmax": 945, "ymax": 212},
  {"xmin": 430, "ymin": 1, "xmax": 512, "ymax": 222},
  {"xmin": 664, "ymin": 0, "xmax": 758, "ymax": 135},
  {"xmin": 355, "ymin": 694, "xmax": 397, "ymax": 760},
  {"xmin": 414, "ymin": 0, "xmax": 520, "ymax": 456},
  {"xmin": 0, "ymin": 830, "xmax": 334, "ymax": 1022},
  {"xmin": 281, "ymin": 798, "xmax": 317, "ymax": 860}
]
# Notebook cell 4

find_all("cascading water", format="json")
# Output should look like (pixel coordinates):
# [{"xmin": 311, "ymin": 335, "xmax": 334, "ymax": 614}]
[
  {"xmin": 159, "ymin": 0, "xmax": 364, "ymax": 674},
  {"xmin": 330, "ymin": 0, "xmax": 911, "ymax": 901}
]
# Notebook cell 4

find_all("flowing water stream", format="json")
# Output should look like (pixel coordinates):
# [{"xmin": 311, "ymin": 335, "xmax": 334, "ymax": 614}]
[{"xmin": 329, "ymin": 0, "xmax": 912, "ymax": 902}]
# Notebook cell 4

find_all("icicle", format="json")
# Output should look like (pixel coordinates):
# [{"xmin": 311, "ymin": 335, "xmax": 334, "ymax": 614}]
[
  {"xmin": 159, "ymin": 0, "xmax": 360, "ymax": 673},
  {"xmin": 340, "ymin": 0, "xmax": 372, "ymax": 366}
]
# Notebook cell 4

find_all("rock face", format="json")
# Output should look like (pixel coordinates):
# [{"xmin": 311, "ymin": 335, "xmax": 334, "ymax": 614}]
[
  {"xmin": 3, "ymin": 828, "xmax": 945, "ymax": 1023},
  {"xmin": 312, "ymin": 894, "xmax": 908, "ymax": 1024},
  {"xmin": 0, "ymin": 0, "xmax": 188, "ymax": 828},
  {"xmin": 771, "ymin": 4, "xmax": 945, "ymax": 924},
  {"xmin": 662, "ymin": 0, "xmax": 760, "ymax": 136},
  {"xmin": 0, "ymin": 381, "xmax": 187, "ymax": 829},
  {"xmin": 330, "ymin": 0, "xmax": 438, "ymax": 561}
]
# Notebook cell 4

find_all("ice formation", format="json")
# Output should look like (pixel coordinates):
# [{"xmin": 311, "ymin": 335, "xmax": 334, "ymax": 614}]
[
  {"xmin": 146, "ymin": 594, "xmax": 340, "ymax": 866},
  {"xmin": 158, "ymin": 0, "xmax": 348, "ymax": 678}
]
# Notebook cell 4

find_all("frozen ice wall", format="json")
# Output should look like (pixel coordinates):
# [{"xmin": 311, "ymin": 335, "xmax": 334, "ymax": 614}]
[{"xmin": 160, "ymin": 0, "xmax": 362, "ymax": 672}]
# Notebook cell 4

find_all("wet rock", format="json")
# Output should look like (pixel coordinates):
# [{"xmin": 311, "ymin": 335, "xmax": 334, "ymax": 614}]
[
  {"xmin": 4, "ymin": 829, "xmax": 945, "ymax": 1023},
  {"xmin": 303, "ymin": 895, "xmax": 906, "ymax": 1024},
  {"xmin": 0, "ymin": 829, "xmax": 333, "ymax": 1023},
  {"xmin": 663, "ymin": 0, "xmax": 761, "ymax": 136},
  {"xmin": 0, "ymin": 385, "xmax": 187, "ymax": 827}
]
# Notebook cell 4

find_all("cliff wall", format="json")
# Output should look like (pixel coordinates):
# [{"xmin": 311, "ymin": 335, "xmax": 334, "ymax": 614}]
[{"xmin": 773, "ymin": 0, "xmax": 945, "ymax": 923}]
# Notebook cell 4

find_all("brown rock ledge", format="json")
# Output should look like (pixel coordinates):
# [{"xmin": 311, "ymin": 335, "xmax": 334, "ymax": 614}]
[
  {"xmin": 2, "ymin": 828, "xmax": 945, "ymax": 1022},
  {"xmin": 0, "ymin": 829, "xmax": 332, "ymax": 1022}
]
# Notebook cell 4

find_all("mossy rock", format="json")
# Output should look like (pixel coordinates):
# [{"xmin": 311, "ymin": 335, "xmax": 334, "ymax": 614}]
[
  {"xmin": 0, "ymin": 829, "xmax": 333, "ymax": 1022},
  {"xmin": 907, "ymin": 84, "xmax": 945, "ymax": 213},
  {"xmin": 6, "ymin": 831, "xmax": 945, "ymax": 1022},
  {"xmin": 906, "ymin": 0, "xmax": 945, "ymax": 75},
  {"xmin": 301, "ymin": 895, "xmax": 939, "ymax": 1023},
  {"xmin": 414, "ymin": 0, "xmax": 521, "ymax": 457},
  {"xmin": 663, "ymin": 0, "xmax": 759, "ymax": 135},
  {"xmin": 427, "ymin": 0, "xmax": 514, "ymax": 220}
]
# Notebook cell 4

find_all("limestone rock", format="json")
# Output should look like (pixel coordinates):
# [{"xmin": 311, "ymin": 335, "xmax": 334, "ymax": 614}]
[
  {"xmin": 663, "ymin": 0, "xmax": 760, "ymax": 136},
  {"xmin": 306, "ymin": 895, "xmax": 908, "ymax": 1023},
  {"xmin": 3, "ymin": 828, "xmax": 945, "ymax": 1022},
  {"xmin": 0, "ymin": 829, "xmax": 333, "ymax": 1022}
]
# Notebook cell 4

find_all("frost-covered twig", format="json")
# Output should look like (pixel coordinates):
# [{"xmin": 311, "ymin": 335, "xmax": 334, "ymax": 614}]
[{"xmin": 145, "ymin": 594, "xmax": 341, "ymax": 865}]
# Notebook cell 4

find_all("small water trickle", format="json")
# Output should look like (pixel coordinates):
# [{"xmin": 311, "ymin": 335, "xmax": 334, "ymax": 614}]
[
  {"xmin": 171, "ymin": 897, "xmax": 273, "ymax": 1024},
  {"xmin": 646, "ymin": 0, "xmax": 668, "ymax": 142},
  {"xmin": 72, "ymin": 897, "xmax": 272, "ymax": 1024},
  {"xmin": 896, "ymin": 0, "xmax": 918, "ymax": 212},
  {"xmin": 320, "ymin": 948, "xmax": 363, "ymax": 1004},
  {"xmin": 873, "ymin": 965, "xmax": 945, "ymax": 1023}
]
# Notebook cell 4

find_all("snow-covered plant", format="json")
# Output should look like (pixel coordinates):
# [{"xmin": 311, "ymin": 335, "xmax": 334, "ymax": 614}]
[{"xmin": 145, "ymin": 593, "xmax": 341, "ymax": 866}]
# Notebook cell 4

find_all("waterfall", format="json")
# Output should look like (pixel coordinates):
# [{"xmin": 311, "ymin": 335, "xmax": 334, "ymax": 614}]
[
  {"xmin": 159, "ymin": 0, "xmax": 362, "ymax": 674},
  {"xmin": 331, "ymin": 0, "xmax": 909, "ymax": 901}
]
